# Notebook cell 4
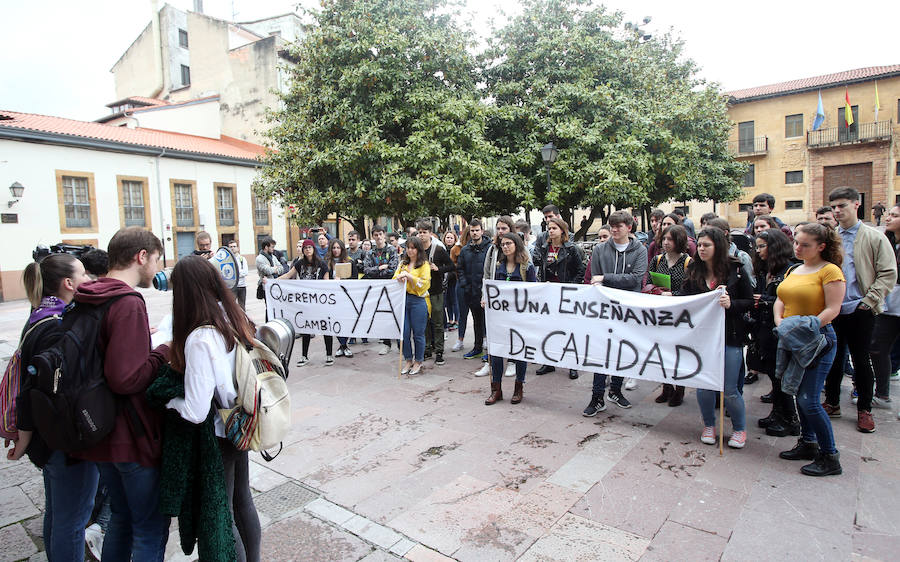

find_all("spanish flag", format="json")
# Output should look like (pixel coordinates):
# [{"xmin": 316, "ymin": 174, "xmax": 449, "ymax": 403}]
[{"xmin": 844, "ymin": 88, "xmax": 853, "ymax": 128}]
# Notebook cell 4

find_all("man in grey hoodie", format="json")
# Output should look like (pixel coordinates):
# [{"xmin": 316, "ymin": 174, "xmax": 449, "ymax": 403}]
[{"xmin": 584, "ymin": 211, "xmax": 648, "ymax": 415}]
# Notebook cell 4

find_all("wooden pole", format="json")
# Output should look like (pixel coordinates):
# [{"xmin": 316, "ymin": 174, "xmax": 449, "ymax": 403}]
[{"xmin": 719, "ymin": 390, "xmax": 725, "ymax": 456}]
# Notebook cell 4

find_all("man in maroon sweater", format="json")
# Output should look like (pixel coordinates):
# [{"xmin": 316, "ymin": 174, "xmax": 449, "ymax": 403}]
[{"xmin": 72, "ymin": 227, "xmax": 171, "ymax": 560}]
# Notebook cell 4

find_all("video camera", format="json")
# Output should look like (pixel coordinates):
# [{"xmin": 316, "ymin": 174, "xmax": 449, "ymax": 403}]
[{"xmin": 32, "ymin": 243, "xmax": 95, "ymax": 262}]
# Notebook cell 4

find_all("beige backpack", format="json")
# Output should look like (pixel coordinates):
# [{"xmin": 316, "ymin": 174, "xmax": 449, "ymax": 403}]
[{"xmin": 219, "ymin": 338, "xmax": 291, "ymax": 461}]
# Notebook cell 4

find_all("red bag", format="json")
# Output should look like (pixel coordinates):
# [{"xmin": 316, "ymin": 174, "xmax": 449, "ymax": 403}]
[{"xmin": 0, "ymin": 316, "xmax": 59, "ymax": 440}]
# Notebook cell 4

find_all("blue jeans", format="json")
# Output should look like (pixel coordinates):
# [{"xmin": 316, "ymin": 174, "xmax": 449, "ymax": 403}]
[
  {"xmin": 445, "ymin": 279, "xmax": 458, "ymax": 324},
  {"xmin": 43, "ymin": 451, "xmax": 99, "ymax": 561},
  {"xmin": 592, "ymin": 374, "xmax": 623, "ymax": 395},
  {"xmin": 99, "ymin": 462, "xmax": 170, "ymax": 562},
  {"xmin": 491, "ymin": 356, "xmax": 526, "ymax": 383},
  {"xmin": 797, "ymin": 325, "xmax": 838, "ymax": 454},
  {"xmin": 456, "ymin": 283, "xmax": 468, "ymax": 339},
  {"xmin": 403, "ymin": 294, "xmax": 428, "ymax": 361},
  {"xmin": 698, "ymin": 345, "xmax": 746, "ymax": 432}
]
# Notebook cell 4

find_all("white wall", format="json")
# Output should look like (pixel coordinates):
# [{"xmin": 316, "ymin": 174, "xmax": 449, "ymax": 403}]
[
  {"xmin": 133, "ymin": 99, "xmax": 222, "ymax": 138},
  {"xmin": 0, "ymin": 139, "xmax": 286, "ymax": 300}
]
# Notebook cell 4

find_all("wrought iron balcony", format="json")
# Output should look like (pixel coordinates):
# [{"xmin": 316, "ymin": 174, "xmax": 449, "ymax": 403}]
[
  {"xmin": 728, "ymin": 136, "xmax": 768, "ymax": 157},
  {"xmin": 807, "ymin": 121, "xmax": 893, "ymax": 148}
]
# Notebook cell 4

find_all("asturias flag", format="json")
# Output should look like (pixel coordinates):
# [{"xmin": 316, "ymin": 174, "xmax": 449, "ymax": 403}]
[
  {"xmin": 812, "ymin": 91, "xmax": 825, "ymax": 131},
  {"xmin": 844, "ymin": 88, "xmax": 854, "ymax": 128}
]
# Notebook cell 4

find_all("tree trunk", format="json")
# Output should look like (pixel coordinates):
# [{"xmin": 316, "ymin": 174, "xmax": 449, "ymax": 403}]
[{"xmin": 573, "ymin": 206, "xmax": 602, "ymax": 241}]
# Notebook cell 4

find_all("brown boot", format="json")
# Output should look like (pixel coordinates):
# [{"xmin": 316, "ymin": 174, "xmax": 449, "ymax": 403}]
[
  {"xmin": 668, "ymin": 386, "xmax": 685, "ymax": 407},
  {"xmin": 485, "ymin": 382, "xmax": 503, "ymax": 405},
  {"xmin": 655, "ymin": 384, "xmax": 673, "ymax": 403},
  {"xmin": 511, "ymin": 381, "xmax": 524, "ymax": 404}
]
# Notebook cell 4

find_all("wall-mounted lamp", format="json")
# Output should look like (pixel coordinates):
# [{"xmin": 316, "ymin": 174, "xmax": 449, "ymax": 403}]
[{"xmin": 7, "ymin": 182, "xmax": 24, "ymax": 208}]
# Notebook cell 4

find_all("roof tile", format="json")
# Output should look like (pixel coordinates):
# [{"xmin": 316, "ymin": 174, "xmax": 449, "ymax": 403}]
[
  {"xmin": 728, "ymin": 65, "xmax": 900, "ymax": 101},
  {"xmin": 0, "ymin": 110, "xmax": 265, "ymax": 161}
]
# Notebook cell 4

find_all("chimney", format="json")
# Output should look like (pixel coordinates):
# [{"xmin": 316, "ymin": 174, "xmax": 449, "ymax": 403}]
[{"xmin": 193, "ymin": 0, "xmax": 203, "ymax": 13}]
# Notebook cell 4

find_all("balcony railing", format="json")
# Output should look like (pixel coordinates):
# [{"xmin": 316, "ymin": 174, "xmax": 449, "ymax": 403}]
[
  {"xmin": 807, "ymin": 121, "xmax": 893, "ymax": 148},
  {"xmin": 728, "ymin": 136, "xmax": 768, "ymax": 156}
]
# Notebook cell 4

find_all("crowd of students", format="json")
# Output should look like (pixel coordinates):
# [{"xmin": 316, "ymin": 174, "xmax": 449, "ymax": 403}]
[{"xmin": 3, "ymin": 186, "xmax": 898, "ymax": 560}]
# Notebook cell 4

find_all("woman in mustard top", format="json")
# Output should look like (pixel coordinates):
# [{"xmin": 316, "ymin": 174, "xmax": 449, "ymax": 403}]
[
  {"xmin": 774, "ymin": 223, "xmax": 845, "ymax": 476},
  {"xmin": 394, "ymin": 235, "xmax": 431, "ymax": 375}
]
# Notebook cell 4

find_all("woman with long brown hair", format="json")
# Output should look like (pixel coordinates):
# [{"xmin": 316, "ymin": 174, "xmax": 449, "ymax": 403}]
[
  {"xmin": 326, "ymin": 238, "xmax": 357, "ymax": 358},
  {"xmin": 167, "ymin": 255, "xmax": 261, "ymax": 561},
  {"xmin": 774, "ymin": 223, "xmax": 845, "ymax": 476},
  {"xmin": 450, "ymin": 226, "xmax": 470, "ymax": 353},
  {"xmin": 394, "ymin": 236, "xmax": 432, "ymax": 375},
  {"xmin": 679, "ymin": 227, "xmax": 752, "ymax": 449}
]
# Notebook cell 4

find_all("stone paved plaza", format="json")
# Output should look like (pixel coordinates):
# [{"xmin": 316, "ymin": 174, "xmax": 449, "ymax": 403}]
[{"xmin": 0, "ymin": 271, "xmax": 898, "ymax": 561}]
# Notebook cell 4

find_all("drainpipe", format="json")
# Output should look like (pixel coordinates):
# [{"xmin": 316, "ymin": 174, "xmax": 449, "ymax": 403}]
[{"xmin": 155, "ymin": 147, "xmax": 168, "ymax": 267}]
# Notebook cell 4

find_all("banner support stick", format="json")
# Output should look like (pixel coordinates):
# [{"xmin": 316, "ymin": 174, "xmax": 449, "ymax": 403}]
[{"xmin": 719, "ymin": 391, "xmax": 725, "ymax": 456}]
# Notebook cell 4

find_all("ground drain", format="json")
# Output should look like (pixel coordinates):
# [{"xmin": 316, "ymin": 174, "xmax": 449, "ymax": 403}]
[{"xmin": 254, "ymin": 481, "xmax": 320, "ymax": 520}]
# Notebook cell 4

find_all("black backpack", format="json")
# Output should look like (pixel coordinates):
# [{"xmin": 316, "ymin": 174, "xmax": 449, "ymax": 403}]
[{"xmin": 27, "ymin": 295, "xmax": 132, "ymax": 452}]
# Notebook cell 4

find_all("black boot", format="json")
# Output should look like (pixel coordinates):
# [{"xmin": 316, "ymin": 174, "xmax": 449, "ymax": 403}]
[
  {"xmin": 535, "ymin": 365, "xmax": 555, "ymax": 376},
  {"xmin": 779, "ymin": 438, "xmax": 819, "ymax": 461},
  {"xmin": 767, "ymin": 393, "xmax": 801, "ymax": 437},
  {"xmin": 655, "ymin": 384, "xmax": 673, "ymax": 404},
  {"xmin": 801, "ymin": 452, "xmax": 842, "ymax": 476},
  {"xmin": 758, "ymin": 405, "xmax": 779, "ymax": 428},
  {"xmin": 668, "ymin": 386, "xmax": 684, "ymax": 407}
]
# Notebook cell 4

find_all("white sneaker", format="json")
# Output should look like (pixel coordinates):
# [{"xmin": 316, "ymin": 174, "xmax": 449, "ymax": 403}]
[
  {"xmin": 379, "ymin": 344, "xmax": 390, "ymax": 355},
  {"xmin": 474, "ymin": 363, "xmax": 491, "ymax": 377},
  {"xmin": 504, "ymin": 363, "xmax": 516, "ymax": 377},
  {"xmin": 452, "ymin": 340, "xmax": 464, "ymax": 352},
  {"xmin": 871, "ymin": 396, "xmax": 892, "ymax": 409},
  {"xmin": 85, "ymin": 523, "xmax": 103, "ymax": 560},
  {"xmin": 325, "ymin": 356, "xmax": 334, "ymax": 366},
  {"xmin": 624, "ymin": 378, "xmax": 638, "ymax": 391},
  {"xmin": 297, "ymin": 356, "xmax": 309, "ymax": 366}
]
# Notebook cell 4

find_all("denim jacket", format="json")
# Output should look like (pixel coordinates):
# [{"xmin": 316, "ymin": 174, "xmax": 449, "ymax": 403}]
[{"xmin": 774, "ymin": 315, "xmax": 831, "ymax": 396}]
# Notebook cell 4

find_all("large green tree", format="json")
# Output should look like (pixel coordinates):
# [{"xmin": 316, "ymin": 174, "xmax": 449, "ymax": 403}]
[
  {"xmin": 255, "ymin": 0, "xmax": 521, "ymax": 230},
  {"xmin": 481, "ymin": 0, "xmax": 745, "ymax": 238}
]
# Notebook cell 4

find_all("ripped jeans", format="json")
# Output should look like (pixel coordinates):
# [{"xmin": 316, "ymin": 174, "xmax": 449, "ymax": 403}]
[{"xmin": 697, "ymin": 345, "xmax": 746, "ymax": 432}]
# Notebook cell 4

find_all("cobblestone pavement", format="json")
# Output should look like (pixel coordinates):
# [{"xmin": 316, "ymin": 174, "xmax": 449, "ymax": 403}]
[{"xmin": 1, "ymin": 271, "xmax": 898, "ymax": 561}]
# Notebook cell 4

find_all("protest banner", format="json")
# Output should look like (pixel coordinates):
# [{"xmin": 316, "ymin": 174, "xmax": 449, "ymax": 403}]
[
  {"xmin": 484, "ymin": 281, "xmax": 725, "ymax": 391},
  {"xmin": 265, "ymin": 279, "xmax": 407, "ymax": 339}
]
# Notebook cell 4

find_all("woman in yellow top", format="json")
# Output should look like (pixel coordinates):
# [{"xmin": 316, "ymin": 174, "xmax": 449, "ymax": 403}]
[
  {"xmin": 394, "ymin": 236, "xmax": 431, "ymax": 375},
  {"xmin": 773, "ymin": 223, "xmax": 845, "ymax": 477}
]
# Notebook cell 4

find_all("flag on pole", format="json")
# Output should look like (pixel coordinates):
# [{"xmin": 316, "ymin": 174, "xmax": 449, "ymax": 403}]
[
  {"xmin": 874, "ymin": 81, "xmax": 881, "ymax": 122},
  {"xmin": 844, "ymin": 88, "xmax": 854, "ymax": 128},
  {"xmin": 812, "ymin": 90, "xmax": 826, "ymax": 131}
]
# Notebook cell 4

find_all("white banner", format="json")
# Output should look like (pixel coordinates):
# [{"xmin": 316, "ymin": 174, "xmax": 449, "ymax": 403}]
[
  {"xmin": 265, "ymin": 279, "xmax": 407, "ymax": 339},
  {"xmin": 484, "ymin": 281, "xmax": 725, "ymax": 391}
]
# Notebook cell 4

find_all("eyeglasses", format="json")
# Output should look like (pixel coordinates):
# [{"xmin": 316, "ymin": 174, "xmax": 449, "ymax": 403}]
[{"xmin": 500, "ymin": 241, "xmax": 516, "ymax": 248}]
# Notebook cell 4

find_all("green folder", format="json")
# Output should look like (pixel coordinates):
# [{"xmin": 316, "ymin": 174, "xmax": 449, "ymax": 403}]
[{"xmin": 649, "ymin": 271, "xmax": 671, "ymax": 290}]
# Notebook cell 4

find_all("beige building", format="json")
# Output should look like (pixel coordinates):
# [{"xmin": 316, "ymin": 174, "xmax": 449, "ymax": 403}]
[
  {"xmin": 107, "ymin": 3, "xmax": 304, "ymax": 143},
  {"xmin": 721, "ymin": 65, "xmax": 900, "ymax": 227}
]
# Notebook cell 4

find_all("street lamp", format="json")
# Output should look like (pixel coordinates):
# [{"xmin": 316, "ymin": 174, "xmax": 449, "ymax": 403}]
[
  {"xmin": 540, "ymin": 141, "xmax": 558, "ymax": 193},
  {"xmin": 8, "ymin": 181, "xmax": 24, "ymax": 208}
]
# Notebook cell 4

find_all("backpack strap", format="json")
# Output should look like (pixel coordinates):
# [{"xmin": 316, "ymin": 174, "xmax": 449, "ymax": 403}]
[
  {"xmin": 18, "ymin": 315, "xmax": 61, "ymax": 352},
  {"xmin": 784, "ymin": 263, "xmax": 802, "ymax": 278}
]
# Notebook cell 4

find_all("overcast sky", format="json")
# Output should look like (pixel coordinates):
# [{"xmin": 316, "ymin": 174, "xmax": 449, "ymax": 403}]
[{"xmin": 2, "ymin": 0, "xmax": 898, "ymax": 122}]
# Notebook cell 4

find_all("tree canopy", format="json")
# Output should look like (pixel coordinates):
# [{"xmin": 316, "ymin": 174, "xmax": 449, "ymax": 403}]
[
  {"xmin": 256, "ymin": 0, "xmax": 745, "ymax": 236},
  {"xmin": 481, "ymin": 0, "xmax": 745, "ymax": 236},
  {"xmin": 254, "ymin": 0, "xmax": 522, "ymax": 229}
]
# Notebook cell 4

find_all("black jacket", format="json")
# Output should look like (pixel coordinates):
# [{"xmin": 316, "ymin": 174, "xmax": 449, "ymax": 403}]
[
  {"xmin": 534, "ymin": 239, "xmax": 585, "ymax": 284},
  {"xmin": 751, "ymin": 262, "xmax": 794, "ymax": 360},
  {"xmin": 679, "ymin": 259, "xmax": 753, "ymax": 347},
  {"xmin": 425, "ymin": 243, "xmax": 454, "ymax": 294},
  {"xmin": 457, "ymin": 238, "xmax": 492, "ymax": 296}
]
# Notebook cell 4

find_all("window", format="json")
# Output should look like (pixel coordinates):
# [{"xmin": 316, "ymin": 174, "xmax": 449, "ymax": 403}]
[
  {"xmin": 178, "ymin": 29, "xmax": 189, "ymax": 48},
  {"xmin": 217, "ymin": 185, "xmax": 235, "ymax": 226},
  {"xmin": 180, "ymin": 65, "xmax": 191, "ymax": 86},
  {"xmin": 62, "ymin": 175, "xmax": 92, "ymax": 227},
  {"xmin": 738, "ymin": 121, "xmax": 755, "ymax": 153},
  {"xmin": 738, "ymin": 203, "xmax": 753, "ymax": 213},
  {"xmin": 896, "ymin": 161, "xmax": 900, "ymax": 176},
  {"xmin": 837, "ymin": 105, "xmax": 858, "ymax": 142},
  {"xmin": 785, "ymin": 114, "xmax": 803, "ymax": 138},
  {"xmin": 174, "ymin": 183, "xmax": 195, "ymax": 226},
  {"xmin": 674, "ymin": 205, "xmax": 690, "ymax": 215},
  {"xmin": 742, "ymin": 164, "xmax": 755, "ymax": 187},
  {"xmin": 785, "ymin": 171, "xmax": 803, "ymax": 184},
  {"xmin": 785, "ymin": 200, "xmax": 803, "ymax": 210},
  {"xmin": 122, "ymin": 180, "xmax": 146, "ymax": 226},
  {"xmin": 253, "ymin": 194, "xmax": 269, "ymax": 225}
]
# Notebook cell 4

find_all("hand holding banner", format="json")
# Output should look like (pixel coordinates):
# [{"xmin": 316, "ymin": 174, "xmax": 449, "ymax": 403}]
[
  {"xmin": 265, "ymin": 279, "xmax": 407, "ymax": 339},
  {"xmin": 484, "ymin": 281, "xmax": 725, "ymax": 391}
]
